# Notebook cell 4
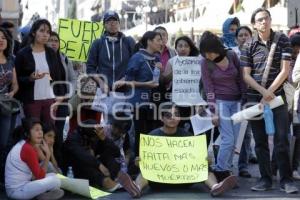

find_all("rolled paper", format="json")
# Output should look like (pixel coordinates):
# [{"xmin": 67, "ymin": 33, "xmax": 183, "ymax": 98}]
[{"xmin": 231, "ymin": 96, "xmax": 284, "ymax": 124}]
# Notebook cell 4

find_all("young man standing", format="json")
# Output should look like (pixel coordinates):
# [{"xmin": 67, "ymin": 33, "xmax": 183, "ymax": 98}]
[
  {"xmin": 87, "ymin": 10, "xmax": 136, "ymax": 92},
  {"xmin": 241, "ymin": 8, "xmax": 298, "ymax": 193}
]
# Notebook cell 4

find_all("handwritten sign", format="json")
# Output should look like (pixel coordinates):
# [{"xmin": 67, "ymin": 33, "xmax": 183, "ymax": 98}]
[
  {"xmin": 56, "ymin": 174, "xmax": 110, "ymax": 199},
  {"xmin": 139, "ymin": 134, "xmax": 208, "ymax": 184},
  {"xmin": 58, "ymin": 18, "xmax": 104, "ymax": 62},
  {"xmin": 172, "ymin": 56, "xmax": 206, "ymax": 106}
]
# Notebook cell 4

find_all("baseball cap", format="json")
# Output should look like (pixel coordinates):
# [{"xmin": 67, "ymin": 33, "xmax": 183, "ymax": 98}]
[{"xmin": 103, "ymin": 11, "xmax": 120, "ymax": 22}]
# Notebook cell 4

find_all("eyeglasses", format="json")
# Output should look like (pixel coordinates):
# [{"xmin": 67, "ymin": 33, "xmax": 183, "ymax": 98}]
[
  {"xmin": 163, "ymin": 112, "xmax": 180, "ymax": 119},
  {"xmin": 255, "ymin": 16, "xmax": 270, "ymax": 23}
]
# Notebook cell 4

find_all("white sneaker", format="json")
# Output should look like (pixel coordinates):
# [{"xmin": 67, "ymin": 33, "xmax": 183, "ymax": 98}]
[{"xmin": 293, "ymin": 171, "xmax": 300, "ymax": 180}]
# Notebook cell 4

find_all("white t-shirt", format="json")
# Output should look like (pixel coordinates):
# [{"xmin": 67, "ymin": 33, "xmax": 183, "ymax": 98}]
[{"xmin": 32, "ymin": 51, "xmax": 55, "ymax": 100}]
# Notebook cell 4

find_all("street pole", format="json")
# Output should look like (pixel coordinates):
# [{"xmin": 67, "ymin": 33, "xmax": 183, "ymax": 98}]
[
  {"xmin": 191, "ymin": 0, "xmax": 195, "ymax": 42},
  {"xmin": 165, "ymin": 0, "xmax": 168, "ymax": 23}
]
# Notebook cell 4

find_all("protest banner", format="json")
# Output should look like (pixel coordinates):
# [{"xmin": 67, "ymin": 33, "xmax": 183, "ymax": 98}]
[
  {"xmin": 58, "ymin": 18, "xmax": 104, "ymax": 62},
  {"xmin": 139, "ymin": 134, "xmax": 208, "ymax": 184},
  {"xmin": 172, "ymin": 56, "xmax": 206, "ymax": 106},
  {"xmin": 56, "ymin": 174, "xmax": 110, "ymax": 199}
]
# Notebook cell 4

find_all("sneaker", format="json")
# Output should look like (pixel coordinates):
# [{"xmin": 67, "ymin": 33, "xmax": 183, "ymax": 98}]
[
  {"xmin": 107, "ymin": 183, "xmax": 122, "ymax": 192},
  {"xmin": 36, "ymin": 189, "xmax": 64, "ymax": 200},
  {"xmin": 251, "ymin": 180, "xmax": 272, "ymax": 191},
  {"xmin": 280, "ymin": 183, "xmax": 298, "ymax": 194},
  {"xmin": 239, "ymin": 170, "xmax": 252, "ymax": 178},
  {"xmin": 293, "ymin": 171, "xmax": 300, "ymax": 180},
  {"xmin": 210, "ymin": 175, "xmax": 237, "ymax": 197},
  {"xmin": 117, "ymin": 171, "xmax": 141, "ymax": 198}
]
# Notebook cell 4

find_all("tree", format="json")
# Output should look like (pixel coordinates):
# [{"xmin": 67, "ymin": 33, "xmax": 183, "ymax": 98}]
[{"xmin": 67, "ymin": 0, "xmax": 77, "ymax": 19}]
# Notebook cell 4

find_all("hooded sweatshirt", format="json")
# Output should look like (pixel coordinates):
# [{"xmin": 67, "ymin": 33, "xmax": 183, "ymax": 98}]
[
  {"xmin": 221, "ymin": 17, "xmax": 240, "ymax": 48},
  {"xmin": 86, "ymin": 32, "xmax": 136, "ymax": 88}
]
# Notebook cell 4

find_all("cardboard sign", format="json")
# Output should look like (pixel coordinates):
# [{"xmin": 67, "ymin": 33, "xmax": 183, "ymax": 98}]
[
  {"xmin": 139, "ymin": 134, "xmax": 208, "ymax": 184},
  {"xmin": 172, "ymin": 56, "xmax": 206, "ymax": 106},
  {"xmin": 58, "ymin": 18, "xmax": 104, "ymax": 62}
]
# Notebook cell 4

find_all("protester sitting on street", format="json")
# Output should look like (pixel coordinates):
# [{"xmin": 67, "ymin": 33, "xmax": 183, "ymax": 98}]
[
  {"xmin": 5, "ymin": 118, "xmax": 64, "ymax": 200},
  {"xmin": 36, "ymin": 122, "xmax": 61, "ymax": 173},
  {"xmin": 134, "ymin": 103, "xmax": 237, "ymax": 197},
  {"xmin": 200, "ymin": 31, "xmax": 245, "ymax": 182},
  {"xmin": 98, "ymin": 112, "xmax": 132, "ymax": 173},
  {"xmin": 64, "ymin": 119, "xmax": 141, "ymax": 198}
]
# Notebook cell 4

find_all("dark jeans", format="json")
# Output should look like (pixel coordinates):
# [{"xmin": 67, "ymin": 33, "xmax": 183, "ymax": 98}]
[
  {"xmin": 54, "ymin": 103, "xmax": 69, "ymax": 168},
  {"xmin": 250, "ymin": 104, "xmax": 293, "ymax": 184},
  {"xmin": 133, "ymin": 105, "xmax": 159, "ymax": 156},
  {"xmin": 292, "ymin": 124, "xmax": 300, "ymax": 170},
  {"xmin": 0, "ymin": 114, "xmax": 16, "ymax": 182}
]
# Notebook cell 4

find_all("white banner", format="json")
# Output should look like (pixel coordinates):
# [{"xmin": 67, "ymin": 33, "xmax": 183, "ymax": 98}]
[{"xmin": 172, "ymin": 56, "xmax": 206, "ymax": 106}]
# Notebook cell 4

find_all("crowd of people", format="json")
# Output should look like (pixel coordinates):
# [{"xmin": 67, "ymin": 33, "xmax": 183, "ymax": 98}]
[{"xmin": 0, "ymin": 7, "xmax": 300, "ymax": 199}]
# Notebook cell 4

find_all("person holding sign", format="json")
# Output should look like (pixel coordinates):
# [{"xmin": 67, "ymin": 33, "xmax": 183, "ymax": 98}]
[
  {"xmin": 162, "ymin": 35, "xmax": 200, "ymax": 132},
  {"xmin": 86, "ymin": 10, "xmax": 135, "ymax": 92},
  {"xmin": 5, "ymin": 118, "xmax": 64, "ymax": 200},
  {"xmin": 64, "ymin": 119, "xmax": 141, "ymax": 198},
  {"xmin": 135, "ymin": 104, "xmax": 237, "ymax": 196},
  {"xmin": 15, "ymin": 19, "xmax": 64, "ymax": 124},
  {"xmin": 199, "ymin": 31, "xmax": 245, "ymax": 182}
]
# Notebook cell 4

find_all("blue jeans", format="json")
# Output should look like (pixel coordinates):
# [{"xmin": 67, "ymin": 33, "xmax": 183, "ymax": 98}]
[{"xmin": 214, "ymin": 100, "xmax": 241, "ymax": 171}]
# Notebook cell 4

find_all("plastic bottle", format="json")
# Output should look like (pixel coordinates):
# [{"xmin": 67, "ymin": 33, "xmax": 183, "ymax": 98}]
[
  {"xmin": 153, "ymin": 67, "xmax": 160, "ymax": 84},
  {"xmin": 67, "ymin": 166, "xmax": 74, "ymax": 178},
  {"xmin": 263, "ymin": 104, "xmax": 275, "ymax": 135}
]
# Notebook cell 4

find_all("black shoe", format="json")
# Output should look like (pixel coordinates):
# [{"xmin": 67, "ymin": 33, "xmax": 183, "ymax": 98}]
[
  {"xmin": 213, "ymin": 170, "xmax": 232, "ymax": 182},
  {"xmin": 249, "ymin": 156, "xmax": 258, "ymax": 164},
  {"xmin": 239, "ymin": 170, "xmax": 252, "ymax": 178},
  {"xmin": 251, "ymin": 180, "xmax": 272, "ymax": 191},
  {"xmin": 280, "ymin": 183, "xmax": 299, "ymax": 194}
]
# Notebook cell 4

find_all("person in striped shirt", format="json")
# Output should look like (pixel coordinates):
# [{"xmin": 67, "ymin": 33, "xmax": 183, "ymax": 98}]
[{"xmin": 240, "ymin": 7, "xmax": 298, "ymax": 194}]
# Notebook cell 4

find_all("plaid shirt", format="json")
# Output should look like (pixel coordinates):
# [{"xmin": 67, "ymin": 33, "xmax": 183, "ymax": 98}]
[{"xmin": 240, "ymin": 30, "xmax": 292, "ymax": 98}]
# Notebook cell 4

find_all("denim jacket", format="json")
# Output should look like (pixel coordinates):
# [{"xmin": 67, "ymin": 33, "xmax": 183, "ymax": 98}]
[{"xmin": 125, "ymin": 49, "xmax": 158, "ymax": 105}]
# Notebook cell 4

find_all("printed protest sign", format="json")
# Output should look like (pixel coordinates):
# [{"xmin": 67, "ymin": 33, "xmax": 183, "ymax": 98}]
[
  {"xmin": 172, "ymin": 56, "xmax": 206, "ymax": 106},
  {"xmin": 58, "ymin": 18, "xmax": 104, "ymax": 62},
  {"xmin": 139, "ymin": 134, "xmax": 208, "ymax": 184},
  {"xmin": 57, "ymin": 174, "xmax": 110, "ymax": 199}
]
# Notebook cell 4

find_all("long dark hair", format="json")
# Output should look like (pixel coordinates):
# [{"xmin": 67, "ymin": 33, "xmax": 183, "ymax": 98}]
[
  {"xmin": 0, "ymin": 27, "xmax": 12, "ymax": 58},
  {"xmin": 12, "ymin": 118, "xmax": 42, "ymax": 144},
  {"xmin": 199, "ymin": 31, "xmax": 226, "ymax": 58},
  {"xmin": 175, "ymin": 36, "xmax": 199, "ymax": 56},
  {"xmin": 28, "ymin": 19, "xmax": 52, "ymax": 45},
  {"xmin": 134, "ymin": 31, "xmax": 161, "ymax": 52}
]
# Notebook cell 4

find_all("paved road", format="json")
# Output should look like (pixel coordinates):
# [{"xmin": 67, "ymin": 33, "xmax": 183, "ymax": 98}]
[{"xmin": 1, "ymin": 153, "xmax": 300, "ymax": 200}]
